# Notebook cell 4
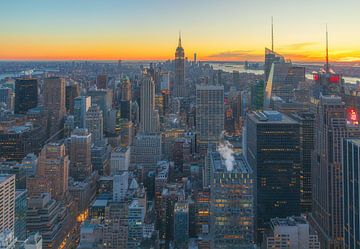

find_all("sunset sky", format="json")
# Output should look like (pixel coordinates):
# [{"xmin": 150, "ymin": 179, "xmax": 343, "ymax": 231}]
[{"xmin": 1, "ymin": 0, "xmax": 360, "ymax": 62}]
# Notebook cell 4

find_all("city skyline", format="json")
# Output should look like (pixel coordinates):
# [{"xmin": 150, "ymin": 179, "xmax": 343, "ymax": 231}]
[{"xmin": 1, "ymin": 0, "xmax": 360, "ymax": 62}]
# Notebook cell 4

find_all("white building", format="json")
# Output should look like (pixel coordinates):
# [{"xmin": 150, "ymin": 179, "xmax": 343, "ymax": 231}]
[
  {"xmin": 110, "ymin": 147, "xmax": 130, "ymax": 174},
  {"xmin": 23, "ymin": 232, "xmax": 42, "ymax": 249},
  {"xmin": 0, "ymin": 229, "xmax": 16, "ymax": 249},
  {"xmin": 263, "ymin": 216, "xmax": 320, "ymax": 249}
]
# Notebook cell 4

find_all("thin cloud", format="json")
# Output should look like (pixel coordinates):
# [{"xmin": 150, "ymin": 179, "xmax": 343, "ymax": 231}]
[
  {"xmin": 279, "ymin": 42, "xmax": 318, "ymax": 51},
  {"xmin": 206, "ymin": 50, "xmax": 261, "ymax": 60}
]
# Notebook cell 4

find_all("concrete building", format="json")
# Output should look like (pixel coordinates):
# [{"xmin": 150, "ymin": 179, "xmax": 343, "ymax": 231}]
[
  {"xmin": 209, "ymin": 152, "xmax": 255, "ymax": 248},
  {"xmin": 74, "ymin": 96, "xmax": 91, "ymax": 129},
  {"xmin": 140, "ymin": 74, "xmax": 159, "ymax": 133},
  {"xmin": 43, "ymin": 77, "xmax": 66, "ymax": 137},
  {"xmin": 85, "ymin": 104, "xmax": 104, "ymax": 144},
  {"xmin": 69, "ymin": 128, "xmax": 92, "ymax": 181},
  {"xmin": 262, "ymin": 216, "xmax": 320, "ymax": 249},
  {"xmin": 23, "ymin": 232, "xmax": 42, "ymax": 249},
  {"xmin": 0, "ymin": 229, "xmax": 16, "ymax": 249},
  {"xmin": 196, "ymin": 84, "xmax": 224, "ymax": 153},
  {"xmin": 0, "ymin": 174, "xmax": 15, "ymax": 233},
  {"xmin": 35, "ymin": 143, "xmax": 69, "ymax": 201},
  {"xmin": 110, "ymin": 147, "xmax": 130, "ymax": 175}
]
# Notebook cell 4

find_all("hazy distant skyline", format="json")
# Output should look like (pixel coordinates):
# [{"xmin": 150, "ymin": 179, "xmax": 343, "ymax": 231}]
[{"xmin": 1, "ymin": 0, "xmax": 360, "ymax": 62}]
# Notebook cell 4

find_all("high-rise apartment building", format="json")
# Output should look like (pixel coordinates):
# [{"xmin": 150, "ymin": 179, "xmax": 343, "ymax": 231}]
[
  {"xmin": 246, "ymin": 111, "xmax": 300, "ymax": 241},
  {"xmin": 69, "ymin": 128, "xmax": 92, "ymax": 181},
  {"xmin": 0, "ymin": 174, "xmax": 15, "ymax": 233},
  {"xmin": 196, "ymin": 84, "xmax": 224, "ymax": 153},
  {"xmin": 14, "ymin": 78, "xmax": 38, "ymax": 114},
  {"xmin": 174, "ymin": 34, "xmax": 186, "ymax": 98},
  {"xmin": 44, "ymin": 77, "xmax": 66, "ymax": 137}
]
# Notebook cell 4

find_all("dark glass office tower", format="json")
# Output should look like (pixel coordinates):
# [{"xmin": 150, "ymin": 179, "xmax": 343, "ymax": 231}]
[
  {"xmin": 245, "ymin": 110, "xmax": 300, "ymax": 242},
  {"xmin": 14, "ymin": 78, "xmax": 38, "ymax": 114}
]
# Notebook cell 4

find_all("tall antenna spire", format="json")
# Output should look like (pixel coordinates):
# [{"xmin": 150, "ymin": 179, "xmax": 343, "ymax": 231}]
[
  {"xmin": 325, "ymin": 24, "xmax": 329, "ymax": 73},
  {"xmin": 178, "ymin": 30, "xmax": 182, "ymax": 47},
  {"xmin": 271, "ymin": 16, "xmax": 274, "ymax": 52}
]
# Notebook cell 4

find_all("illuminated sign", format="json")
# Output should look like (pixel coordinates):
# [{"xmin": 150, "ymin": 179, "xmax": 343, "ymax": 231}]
[
  {"xmin": 347, "ymin": 108, "xmax": 359, "ymax": 125},
  {"xmin": 329, "ymin": 74, "xmax": 340, "ymax": 83},
  {"xmin": 313, "ymin": 74, "xmax": 319, "ymax": 81}
]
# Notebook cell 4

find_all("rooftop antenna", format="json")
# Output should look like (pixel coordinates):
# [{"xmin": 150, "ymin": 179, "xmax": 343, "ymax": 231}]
[
  {"xmin": 178, "ymin": 30, "xmax": 182, "ymax": 47},
  {"xmin": 271, "ymin": 16, "xmax": 274, "ymax": 52},
  {"xmin": 325, "ymin": 24, "xmax": 329, "ymax": 73}
]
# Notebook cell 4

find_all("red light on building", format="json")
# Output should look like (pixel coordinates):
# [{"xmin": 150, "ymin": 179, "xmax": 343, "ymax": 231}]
[
  {"xmin": 313, "ymin": 74, "xmax": 319, "ymax": 81},
  {"xmin": 347, "ymin": 108, "xmax": 359, "ymax": 125},
  {"xmin": 329, "ymin": 74, "xmax": 340, "ymax": 83}
]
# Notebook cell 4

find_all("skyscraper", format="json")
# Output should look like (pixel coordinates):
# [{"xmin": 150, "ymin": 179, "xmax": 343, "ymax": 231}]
[
  {"xmin": 264, "ymin": 48, "xmax": 284, "ymax": 83},
  {"xmin": 196, "ymin": 84, "xmax": 224, "ymax": 152},
  {"xmin": 209, "ymin": 152, "xmax": 254, "ymax": 248},
  {"xmin": 290, "ymin": 112, "xmax": 315, "ymax": 213},
  {"xmin": 343, "ymin": 139, "xmax": 360, "ymax": 249},
  {"xmin": 36, "ymin": 143, "xmax": 69, "ymax": 201},
  {"xmin": 74, "ymin": 96, "xmax": 91, "ymax": 129},
  {"xmin": 173, "ymin": 201, "xmax": 189, "ymax": 249},
  {"xmin": 44, "ymin": 77, "xmax": 66, "ymax": 137},
  {"xmin": 246, "ymin": 111, "xmax": 300, "ymax": 241},
  {"xmin": 309, "ymin": 96, "xmax": 360, "ymax": 249},
  {"xmin": 140, "ymin": 74, "xmax": 159, "ymax": 133},
  {"xmin": 86, "ymin": 104, "xmax": 104, "ymax": 144},
  {"xmin": 0, "ymin": 174, "xmax": 15, "ymax": 233},
  {"xmin": 69, "ymin": 128, "xmax": 92, "ymax": 181},
  {"xmin": 65, "ymin": 82, "xmax": 80, "ymax": 114},
  {"xmin": 14, "ymin": 78, "xmax": 38, "ymax": 114},
  {"xmin": 174, "ymin": 33, "xmax": 185, "ymax": 98}
]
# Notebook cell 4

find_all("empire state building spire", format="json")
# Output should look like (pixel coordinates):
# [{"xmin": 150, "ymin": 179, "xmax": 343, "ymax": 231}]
[{"xmin": 174, "ymin": 32, "xmax": 186, "ymax": 98}]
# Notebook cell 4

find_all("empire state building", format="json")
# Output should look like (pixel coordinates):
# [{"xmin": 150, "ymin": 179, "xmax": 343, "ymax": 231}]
[{"xmin": 174, "ymin": 33, "xmax": 186, "ymax": 98}]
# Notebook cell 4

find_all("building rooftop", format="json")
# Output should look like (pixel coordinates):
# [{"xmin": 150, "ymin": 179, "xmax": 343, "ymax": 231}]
[
  {"xmin": 249, "ymin": 110, "xmax": 298, "ymax": 124},
  {"xmin": 270, "ymin": 216, "xmax": 308, "ymax": 228},
  {"xmin": 210, "ymin": 152, "xmax": 252, "ymax": 174}
]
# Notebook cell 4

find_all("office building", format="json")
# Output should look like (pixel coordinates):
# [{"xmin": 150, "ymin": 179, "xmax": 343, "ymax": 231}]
[
  {"xmin": 15, "ymin": 189, "xmax": 27, "ymax": 240},
  {"xmin": 65, "ymin": 82, "xmax": 80, "ymax": 114},
  {"xmin": 14, "ymin": 78, "xmax": 38, "ymax": 114},
  {"xmin": 262, "ymin": 216, "xmax": 320, "ymax": 249},
  {"xmin": 173, "ymin": 201, "xmax": 189, "ymax": 249},
  {"xmin": 110, "ymin": 147, "xmax": 130, "ymax": 174},
  {"xmin": 174, "ymin": 33, "xmax": 186, "ymax": 98},
  {"xmin": 36, "ymin": 143, "xmax": 69, "ymax": 201},
  {"xmin": 85, "ymin": 104, "xmax": 104, "ymax": 144},
  {"xmin": 250, "ymin": 80, "xmax": 265, "ymax": 110},
  {"xmin": 0, "ymin": 175, "xmax": 15, "ymax": 233},
  {"xmin": 69, "ymin": 128, "xmax": 92, "ymax": 181},
  {"xmin": 74, "ymin": 96, "xmax": 91, "ymax": 129},
  {"xmin": 128, "ymin": 199, "xmax": 145, "ymax": 249},
  {"xmin": 103, "ymin": 201, "xmax": 128, "ymax": 249},
  {"xmin": 196, "ymin": 84, "xmax": 224, "ymax": 152},
  {"xmin": 0, "ymin": 229, "xmax": 16, "ymax": 249},
  {"xmin": 209, "ymin": 152, "xmax": 254, "ymax": 248},
  {"xmin": 309, "ymin": 96, "xmax": 360, "ymax": 249},
  {"xmin": 343, "ymin": 139, "xmax": 360, "ymax": 249},
  {"xmin": 264, "ymin": 60, "xmax": 305, "ymax": 107},
  {"xmin": 88, "ymin": 88, "xmax": 113, "ymax": 131},
  {"xmin": 130, "ymin": 133, "xmax": 162, "ymax": 173},
  {"xmin": 23, "ymin": 232, "xmax": 42, "ymax": 249},
  {"xmin": 290, "ymin": 112, "xmax": 315, "ymax": 213},
  {"xmin": 113, "ymin": 172, "xmax": 128, "ymax": 202},
  {"xmin": 26, "ymin": 193, "xmax": 65, "ymax": 249},
  {"xmin": 0, "ymin": 87, "xmax": 14, "ymax": 111},
  {"xmin": 140, "ymin": 75, "xmax": 159, "ymax": 133},
  {"xmin": 43, "ymin": 77, "xmax": 66, "ymax": 137},
  {"xmin": 246, "ymin": 111, "xmax": 300, "ymax": 240},
  {"xmin": 96, "ymin": 74, "xmax": 108, "ymax": 89},
  {"xmin": 264, "ymin": 48, "xmax": 284, "ymax": 82}
]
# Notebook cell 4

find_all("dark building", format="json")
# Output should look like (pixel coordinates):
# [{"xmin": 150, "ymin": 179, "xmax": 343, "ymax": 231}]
[
  {"xmin": 14, "ymin": 78, "xmax": 38, "ymax": 114},
  {"xmin": 245, "ymin": 110, "xmax": 300, "ymax": 241},
  {"xmin": 15, "ymin": 189, "xmax": 27, "ymax": 240},
  {"xmin": 174, "ymin": 34, "xmax": 185, "ymax": 98},
  {"xmin": 264, "ymin": 48, "xmax": 283, "ymax": 83},
  {"xmin": 290, "ymin": 112, "xmax": 315, "ymax": 213},
  {"xmin": 65, "ymin": 83, "xmax": 80, "ymax": 114},
  {"xmin": 250, "ymin": 80, "xmax": 265, "ymax": 110},
  {"xmin": 96, "ymin": 74, "xmax": 108, "ymax": 89}
]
